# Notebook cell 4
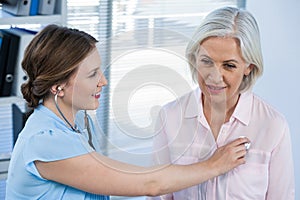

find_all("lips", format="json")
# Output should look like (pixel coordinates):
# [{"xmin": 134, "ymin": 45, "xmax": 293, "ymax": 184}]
[
  {"xmin": 93, "ymin": 92, "xmax": 101, "ymax": 99},
  {"xmin": 206, "ymin": 85, "xmax": 226, "ymax": 94}
]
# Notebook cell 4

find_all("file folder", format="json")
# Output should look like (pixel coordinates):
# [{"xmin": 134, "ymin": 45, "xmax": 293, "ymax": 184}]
[
  {"xmin": 1, "ymin": 28, "xmax": 36, "ymax": 97},
  {"xmin": 2, "ymin": 0, "xmax": 31, "ymax": 16},
  {"xmin": 0, "ymin": 0, "xmax": 18, "ymax": 6},
  {"xmin": 0, "ymin": 30, "xmax": 19, "ymax": 97},
  {"xmin": 38, "ymin": 0, "xmax": 56, "ymax": 15},
  {"xmin": 29, "ymin": 0, "xmax": 39, "ymax": 16},
  {"xmin": 12, "ymin": 103, "xmax": 29, "ymax": 146},
  {"xmin": 0, "ymin": 32, "xmax": 11, "ymax": 95}
]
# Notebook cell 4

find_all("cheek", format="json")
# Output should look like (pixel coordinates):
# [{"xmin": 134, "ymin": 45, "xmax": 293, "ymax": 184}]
[
  {"xmin": 72, "ymin": 87, "xmax": 93, "ymax": 107},
  {"xmin": 197, "ymin": 73, "xmax": 208, "ymax": 92},
  {"xmin": 72, "ymin": 83, "xmax": 92, "ymax": 98},
  {"xmin": 197, "ymin": 71, "xmax": 205, "ymax": 85},
  {"xmin": 227, "ymin": 74, "xmax": 244, "ymax": 88},
  {"xmin": 197, "ymin": 68, "xmax": 209, "ymax": 81},
  {"xmin": 72, "ymin": 85, "xmax": 82, "ymax": 95}
]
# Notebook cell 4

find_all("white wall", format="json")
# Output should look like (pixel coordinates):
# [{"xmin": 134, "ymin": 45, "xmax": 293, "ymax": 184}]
[{"xmin": 247, "ymin": 0, "xmax": 300, "ymax": 198}]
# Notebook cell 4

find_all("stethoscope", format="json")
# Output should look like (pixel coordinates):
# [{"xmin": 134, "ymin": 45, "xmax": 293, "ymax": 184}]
[{"xmin": 54, "ymin": 86, "xmax": 95, "ymax": 150}]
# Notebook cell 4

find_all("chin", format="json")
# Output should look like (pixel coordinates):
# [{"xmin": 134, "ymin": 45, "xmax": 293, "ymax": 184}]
[
  {"xmin": 204, "ymin": 94, "xmax": 227, "ymax": 104},
  {"xmin": 82, "ymin": 102, "xmax": 99, "ymax": 111},
  {"xmin": 91, "ymin": 102, "xmax": 100, "ymax": 110}
]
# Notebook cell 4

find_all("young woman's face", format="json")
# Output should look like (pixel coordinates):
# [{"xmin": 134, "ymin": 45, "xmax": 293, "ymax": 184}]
[
  {"xmin": 196, "ymin": 37, "xmax": 252, "ymax": 106},
  {"xmin": 64, "ymin": 48, "xmax": 107, "ymax": 112}
]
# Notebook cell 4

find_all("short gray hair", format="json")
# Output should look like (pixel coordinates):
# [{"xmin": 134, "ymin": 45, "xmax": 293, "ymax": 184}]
[{"xmin": 186, "ymin": 7, "xmax": 263, "ymax": 92}]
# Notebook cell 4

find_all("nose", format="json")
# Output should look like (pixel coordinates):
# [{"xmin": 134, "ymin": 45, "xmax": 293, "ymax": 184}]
[
  {"xmin": 97, "ymin": 72, "xmax": 108, "ymax": 87},
  {"xmin": 208, "ymin": 66, "xmax": 223, "ymax": 83}
]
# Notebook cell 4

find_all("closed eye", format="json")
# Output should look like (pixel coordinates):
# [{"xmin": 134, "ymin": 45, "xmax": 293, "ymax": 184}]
[
  {"xmin": 88, "ymin": 68, "xmax": 101, "ymax": 78},
  {"xmin": 88, "ymin": 71, "xmax": 97, "ymax": 78},
  {"xmin": 223, "ymin": 63, "xmax": 236, "ymax": 69},
  {"xmin": 200, "ymin": 58, "xmax": 213, "ymax": 66}
]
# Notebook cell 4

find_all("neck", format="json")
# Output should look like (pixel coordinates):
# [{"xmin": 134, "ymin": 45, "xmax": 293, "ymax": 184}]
[
  {"xmin": 43, "ymin": 97, "xmax": 77, "ymax": 130},
  {"xmin": 202, "ymin": 93, "xmax": 240, "ymax": 139}
]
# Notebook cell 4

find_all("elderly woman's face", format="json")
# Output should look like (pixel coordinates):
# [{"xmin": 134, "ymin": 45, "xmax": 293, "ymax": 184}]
[{"xmin": 196, "ymin": 37, "xmax": 252, "ymax": 106}]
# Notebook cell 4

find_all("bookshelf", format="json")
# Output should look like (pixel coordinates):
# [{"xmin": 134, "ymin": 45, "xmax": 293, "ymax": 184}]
[
  {"xmin": 0, "ymin": 1, "xmax": 67, "ymax": 198},
  {"xmin": 0, "ymin": 0, "xmax": 67, "ymax": 26}
]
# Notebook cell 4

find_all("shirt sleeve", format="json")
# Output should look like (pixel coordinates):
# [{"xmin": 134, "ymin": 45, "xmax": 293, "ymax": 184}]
[
  {"xmin": 23, "ymin": 129, "xmax": 94, "ymax": 178},
  {"xmin": 266, "ymin": 120, "xmax": 295, "ymax": 199}
]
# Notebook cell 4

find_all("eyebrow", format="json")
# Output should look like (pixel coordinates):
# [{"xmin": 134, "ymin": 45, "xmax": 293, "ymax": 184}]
[
  {"xmin": 223, "ymin": 59, "xmax": 239, "ymax": 64},
  {"xmin": 199, "ymin": 55, "xmax": 211, "ymax": 59},
  {"xmin": 199, "ymin": 55, "xmax": 239, "ymax": 64}
]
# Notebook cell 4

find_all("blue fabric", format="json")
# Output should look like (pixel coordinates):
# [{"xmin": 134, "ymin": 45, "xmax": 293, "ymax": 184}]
[{"xmin": 5, "ymin": 105, "xmax": 109, "ymax": 200}]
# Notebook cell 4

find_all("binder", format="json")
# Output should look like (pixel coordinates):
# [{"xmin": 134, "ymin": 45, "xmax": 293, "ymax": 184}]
[
  {"xmin": 0, "ymin": 0, "xmax": 18, "ymax": 6},
  {"xmin": 0, "ymin": 32, "xmax": 11, "ymax": 94},
  {"xmin": 1, "ymin": 28, "xmax": 36, "ymax": 97},
  {"xmin": 0, "ymin": 30, "xmax": 19, "ymax": 97},
  {"xmin": 38, "ymin": 0, "xmax": 56, "ymax": 15},
  {"xmin": 2, "ymin": 0, "xmax": 31, "ymax": 16},
  {"xmin": 29, "ymin": 0, "xmax": 39, "ymax": 16},
  {"xmin": 12, "ymin": 103, "xmax": 29, "ymax": 146}
]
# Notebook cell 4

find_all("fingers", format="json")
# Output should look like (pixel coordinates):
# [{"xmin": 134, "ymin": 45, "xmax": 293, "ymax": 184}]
[
  {"xmin": 209, "ymin": 137, "xmax": 251, "ymax": 175},
  {"xmin": 224, "ymin": 137, "xmax": 251, "ymax": 162},
  {"xmin": 238, "ymin": 136, "xmax": 251, "ymax": 150},
  {"xmin": 227, "ymin": 137, "xmax": 251, "ymax": 163},
  {"xmin": 228, "ymin": 137, "xmax": 251, "ymax": 148}
]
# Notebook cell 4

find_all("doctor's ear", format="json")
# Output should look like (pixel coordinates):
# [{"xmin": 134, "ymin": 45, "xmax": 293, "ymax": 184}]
[
  {"xmin": 50, "ymin": 85, "xmax": 64, "ymax": 96},
  {"xmin": 57, "ymin": 86, "xmax": 63, "ymax": 92}
]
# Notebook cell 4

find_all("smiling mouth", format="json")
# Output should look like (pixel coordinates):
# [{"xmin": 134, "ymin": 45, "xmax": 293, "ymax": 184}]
[
  {"xmin": 206, "ymin": 85, "xmax": 226, "ymax": 94},
  {"xmin": 93, "ymin": 92, "xmax": 101, "ymax": 99}
]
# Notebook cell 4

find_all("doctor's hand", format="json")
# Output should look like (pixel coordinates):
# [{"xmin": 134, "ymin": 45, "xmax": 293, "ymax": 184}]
[{"xmin": 207, "ymin": 137, "xmax": 250, "ymax": 176}]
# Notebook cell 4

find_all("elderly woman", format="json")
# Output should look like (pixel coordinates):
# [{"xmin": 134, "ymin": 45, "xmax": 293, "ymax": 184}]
[{"xmin": 151, "ymin": 6, "xmax": 294, "ymax": 200}]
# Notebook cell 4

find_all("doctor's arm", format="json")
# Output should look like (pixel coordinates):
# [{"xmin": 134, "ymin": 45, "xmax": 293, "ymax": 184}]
[{"xmin": 34, "ymin": 137, "xmax": 249, "ymax": 197}]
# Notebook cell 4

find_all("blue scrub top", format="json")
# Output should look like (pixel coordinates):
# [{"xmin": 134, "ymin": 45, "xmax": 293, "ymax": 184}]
[{"xmin": 5, "ymin": 105, "xmax": 109, "ymax": 200}]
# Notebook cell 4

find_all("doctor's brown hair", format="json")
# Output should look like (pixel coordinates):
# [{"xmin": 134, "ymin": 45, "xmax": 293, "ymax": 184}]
[{"xmin": 21, "ymin": 24, "xmax": 98, "ymax": 108}]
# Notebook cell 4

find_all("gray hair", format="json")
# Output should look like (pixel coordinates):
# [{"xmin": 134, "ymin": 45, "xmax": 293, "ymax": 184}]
[{"xmin": 186, "ymin": 7, "xmax": 263, "ymax": 92}]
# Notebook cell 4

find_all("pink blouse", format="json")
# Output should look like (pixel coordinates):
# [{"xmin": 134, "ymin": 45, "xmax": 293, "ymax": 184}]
[{"xmin": 150, "ymin": 88, "xmax": 294, "ymax": 200}]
